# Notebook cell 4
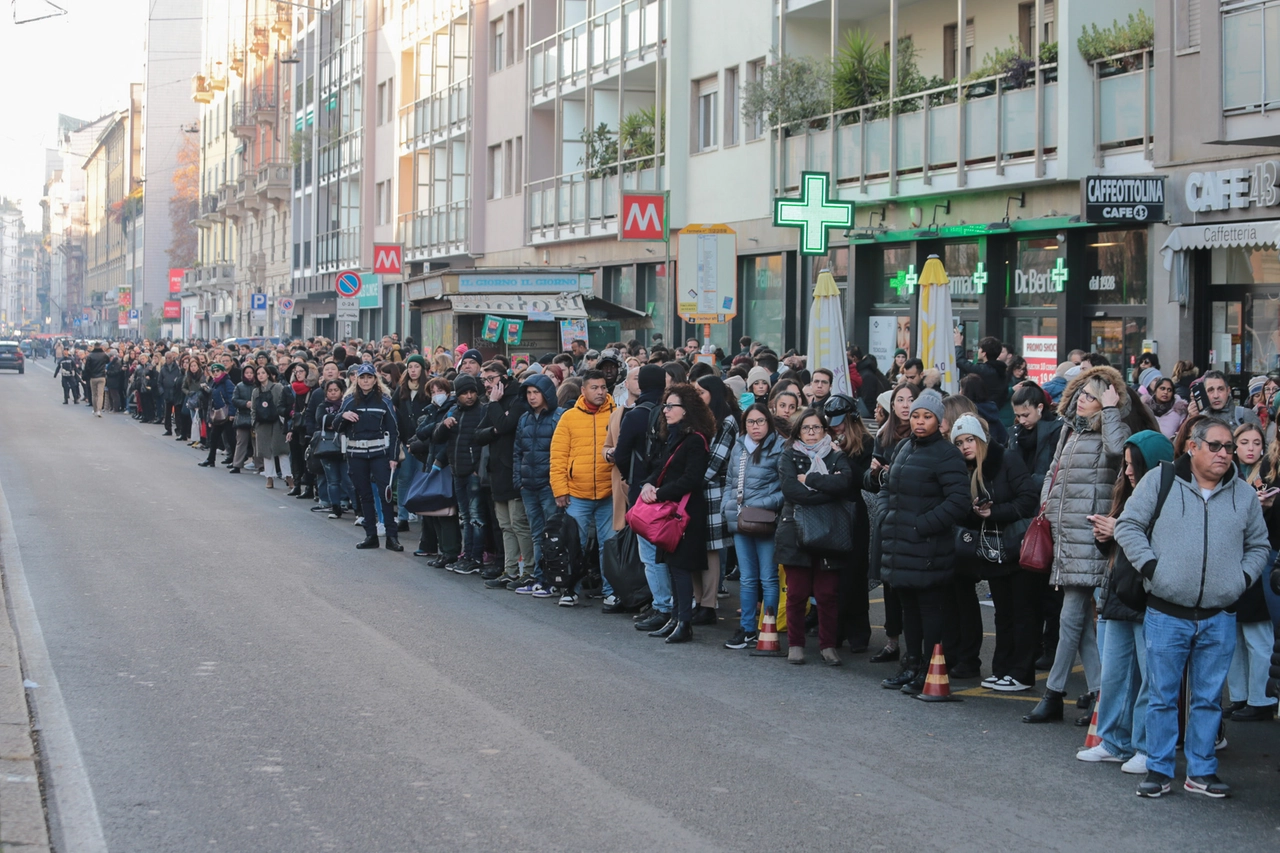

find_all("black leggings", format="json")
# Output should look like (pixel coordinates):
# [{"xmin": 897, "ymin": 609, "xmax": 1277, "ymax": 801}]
[
  {"xmin": 671, "ymin": 565, "xmax": 694, "ymax": 623},
  {"xmin": 898, "ymin": 584, "xmax": 958, "ymax": 666},
  {"xmin": 205, "ymin": 421, "xmax": 234, "ymax": 464}
]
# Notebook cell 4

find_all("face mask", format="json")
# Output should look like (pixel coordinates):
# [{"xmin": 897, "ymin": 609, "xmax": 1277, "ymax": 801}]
[{"xmin": 432, "ymin": 393, "xmax": 447, "ymax": 407}]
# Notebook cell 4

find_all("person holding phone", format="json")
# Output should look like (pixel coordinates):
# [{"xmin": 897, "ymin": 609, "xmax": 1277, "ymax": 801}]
[{"xmin": 1186, "ymin": 370, "xmax": 1261, "ymax": 429}]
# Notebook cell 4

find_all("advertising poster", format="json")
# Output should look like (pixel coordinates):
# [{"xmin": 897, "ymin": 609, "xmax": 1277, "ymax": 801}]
[
  {"xmin": 868, "ymin": 315, "xmax": 907, "ymax": 367},
  {"xmin": 559, "ymin": 318, "xmax": 588, "ymax": 351},
  {"xmin": 1023, "ymin": 336, "xmax": 1058, "ymax": 385},
  {"xmin": 482, "ymin": 314, "xmax": 503, "ymax": 343},
  {"xmin": 504, "ymin": 318, "xmax": 524, "ymax": 345}
]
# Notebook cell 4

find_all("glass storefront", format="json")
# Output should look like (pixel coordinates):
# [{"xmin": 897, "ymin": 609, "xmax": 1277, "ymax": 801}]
[
  {"xmin": 741, "ymin": 254, "xmax": 786, "ymax": 352},
  {"xmin": 1206, "ymin": 245, "xmax": 1280, "ymax": 375}
]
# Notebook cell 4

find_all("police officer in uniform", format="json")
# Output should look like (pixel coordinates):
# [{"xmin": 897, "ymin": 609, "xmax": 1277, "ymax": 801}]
[{"xmin": 54, "ymin": 351, "xmax": 81, "ymax": 404}]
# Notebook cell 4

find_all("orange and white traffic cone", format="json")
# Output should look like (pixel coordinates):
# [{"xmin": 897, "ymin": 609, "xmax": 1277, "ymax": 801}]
[
  {"xmin": 916, "ymin": 644, "xmax": 962, "ymax": 703},
  {"xmin": 1082, "ymin": 690, "xmax": 1102, "ymax": 749},
  {"xmin": 750, "ymin": 607, "xmax": 784, "ymax": 657}
]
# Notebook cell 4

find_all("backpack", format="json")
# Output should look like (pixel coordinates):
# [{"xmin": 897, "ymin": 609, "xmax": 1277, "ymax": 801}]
[
  {"xmin": 1110, "ymin": 461, "xmax": 1176, "ymax": 611},
  {"xmin": 254, "ymin": 387, "xmax": 279, "ymax": 424},
  {"xmin": 629, "ymin": 401, "xmax": 666, "ymax": 479},
  {"xmin": 540, "ymin": 509, "xmax": 585, "ymax": 589}
]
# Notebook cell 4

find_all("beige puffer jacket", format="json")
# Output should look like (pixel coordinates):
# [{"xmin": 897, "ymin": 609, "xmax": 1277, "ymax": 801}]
[{"xmin": 1041, "ymin": 365, "xmax": 1131, "ymax": 588}]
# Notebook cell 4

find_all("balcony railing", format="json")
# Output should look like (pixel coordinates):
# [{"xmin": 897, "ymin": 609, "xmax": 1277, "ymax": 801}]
[
  {"xmin": 528, "ymin": 154, "xmax": 663, "ymax": 243},
  {"xmin": 1093, "ymin": 49, "xmax": 1155, "ymax": 164},
  {"xmin": 315, "ymin": 227, "xmax": 360, "ymax": 272},
  {"xmin": 777, "ymin": 65, "xmax": 1058, "ymax": 197},
  {"xmin": 253, "ymin": 86, "xmax": 278, "ymax": 121},
  {"xmin": 1223, "ymin": 0, "xmax": 1280, "ymax": 115},
  {"xmin": 530, "ymin": 0, "xmax": 661, "ymax": 98},
  {"xmin": 318, "ymin": 133, "xmax": 363, "ymax": 183},
  {"xmin": 232, "ymin": 104, "xmax": 257, "ymax": 140},
  {"xmin": 398, "ymin": 203, "xmax": 470, "ymax": 259},
  {"xmin": 255, "ymin": 161, "xmax": 291, "ymax": 203},
  {"xmin": 399, "ymin": 81, "xmax": 471, "ymax": 149}
]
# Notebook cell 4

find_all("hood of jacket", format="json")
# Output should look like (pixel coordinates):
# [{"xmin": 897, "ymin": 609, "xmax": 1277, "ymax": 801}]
[
  {"xmin": 1060, "ymin": 365, "xmax": 1131, "ymax": 420},
  {"xmin": 1126, "ymin": 430, "xmax": 1175, "ymax": 471},
  {"xmin": 521, "ymin": 373, "xmax": 557, "ymax": 407}
]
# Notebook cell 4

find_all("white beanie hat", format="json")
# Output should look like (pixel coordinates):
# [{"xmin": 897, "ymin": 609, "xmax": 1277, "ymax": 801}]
[{"xmin": 950, "ymin": 413, "xmax": 987, "ymax": 444}]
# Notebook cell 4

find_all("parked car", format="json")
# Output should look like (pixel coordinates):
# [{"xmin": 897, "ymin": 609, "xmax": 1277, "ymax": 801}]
[{"xmin": 0, "ymin": 342, "xmax": 25, "ymax": 374}]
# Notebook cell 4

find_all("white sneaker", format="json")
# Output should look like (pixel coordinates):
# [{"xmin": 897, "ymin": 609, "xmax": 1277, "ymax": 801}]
[
  {"xmin": 1076, "ymin": 744, "xmax": 1121, "ymax": 763},
  {"xmin": 558, "ymin": 593, "xmax": 578, "ymax": 607},
  {"xmin": 990, "ymin": 676, "xmax": 1032, "ymax": 693},
  {"xmin": 980, "ymin": 675, "xmax": 1001, "ymax": 689},
  {"xmin": 353, "ymin": 517, "xmax": 364, "ymax": 526},
  {"xmin": 1121, "ymin": 753, "xmax": 1147, "ymax": 775},
  {"xmin": 376, "ymin": 522, "xmax": 386, "ymax": 536},
  {"xmin": 602, "ymin": 594, "xmax": 619, "ymax": 608}
]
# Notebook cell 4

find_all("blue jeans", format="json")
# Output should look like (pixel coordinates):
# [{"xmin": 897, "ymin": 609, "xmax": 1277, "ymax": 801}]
[
  {"xmin": 1095, "ymin": 618, "xmax": 1147, "ymax": 759},
  {"xmin": 454, "ymin": 472, "xmax": 486, "ymax": 559},
  {"xmin": 1144, "ymin": 608, "xmax": 1236, "ymax": 778},
  {"xmin": 521, "ymin": 486, "xmax": 558, "ymax": 584},
  {"xmin": 1261, "ymin": 550, "xmax": 1280, "ymax": 626},
  {"xmin": 396, "ymin": 454, "xmax": 424, "ymax": 522},
  {"xmin": 638, "ymin": 534, "xmax": 673, "ymax": 614},
  {"xmin": 1228, "ymin": 620, "xmax": 1277, "ymax": 708},
  {"xmin": 566, "ymin": 496, "xmax": 614, "ymax": 596},
  {"xmin": 734, "ymin": 533, "xmax": 777, "ymax": 632},
  {"xmin": 320, "ymin": 459, "xmax": 352, "ymax": 510}
]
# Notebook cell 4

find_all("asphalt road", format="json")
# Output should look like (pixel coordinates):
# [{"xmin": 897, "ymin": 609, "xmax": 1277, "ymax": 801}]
[{"xmin": 1, "ymin": 362, "xmax": 1278, "ymax": 852}]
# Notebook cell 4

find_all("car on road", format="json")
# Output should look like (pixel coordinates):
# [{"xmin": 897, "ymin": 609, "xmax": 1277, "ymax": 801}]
[{"xmin": 0, "ymin": 341, "xmax": 25, "ymax": 374}]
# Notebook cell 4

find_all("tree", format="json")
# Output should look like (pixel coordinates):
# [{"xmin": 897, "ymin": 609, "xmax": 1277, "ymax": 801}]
[{"xmin": 167, "ymin": 133, "xmax": 199, "ymax": 269}]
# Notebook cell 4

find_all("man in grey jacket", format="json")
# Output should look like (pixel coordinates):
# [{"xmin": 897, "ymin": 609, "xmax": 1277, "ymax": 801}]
[{"xmin": 1115, "ymin": 417, "xmax": 1269, "ymax": 800}]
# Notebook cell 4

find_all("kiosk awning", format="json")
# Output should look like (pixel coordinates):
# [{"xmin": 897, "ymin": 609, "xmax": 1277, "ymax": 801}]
[{"xmin": 1160, "ymin": 221, "xmax": 1280, "ymax": 270}]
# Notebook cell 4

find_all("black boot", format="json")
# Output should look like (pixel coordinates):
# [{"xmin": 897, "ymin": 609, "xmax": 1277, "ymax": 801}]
[
  {"xmin": 901, "ymin": 671, "xmax": 927, "ymax": 696},
  {"xmin": 297, "ymin": 486, "xmax": 314, "ymax": 500},
  {"xmin": 881, "ymin": 656, "xmax": 920, "ymax": 690},
  {"xmin": 648, "ymin": 617, "xmax": 678, "ymax": 638},
  {"xmin": 1076, "ymin": 691, "xmax": 1097, "ymax": 726},
  {"xmin": 1023, "ymin": 690, "xmax": 1066, "ymax": 723},
  {"xmin": 635, "ymin": 610, "xmax": 671, "ymax": 632},
  {"xmin": 356, "ymin": 535, "xmax": 379, "ymax": 550},
  {"xmin": 286, "ymin": 485, "xmax": 302, "ymax": 497},
  {"xmin": 665, "ymin": 622, "xmax": 693, "ymax": 644},
  {"xmin": 384, "ymin": 533, "xmax": 404, "ymax": 552}
]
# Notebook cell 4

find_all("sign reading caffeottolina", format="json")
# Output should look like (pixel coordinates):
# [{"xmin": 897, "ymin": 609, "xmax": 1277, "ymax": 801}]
[{"xmin": 1081, "ymin": 176, "xmax": 1166, "ymax": 223}]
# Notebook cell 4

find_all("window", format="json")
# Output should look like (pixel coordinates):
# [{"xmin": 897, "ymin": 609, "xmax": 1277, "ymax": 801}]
[
  {"xmin": 1010, "ymin": 236, "xmax": 1063, "ymax": 308},
  {"xmin": 723, "ymin": 66, "xmax": 739, "ymax": 146},
  {"xmin": 503, "ymin": 139, "xmax": 514, "ymax": 197},
  {"xmin": 745, "ymin": 58, "xmax": 766, "ymax": 140},
  {"xmin": 1175, "ymin": 0, "xmax": 1201, "ymax": 51},
  {"xmin": 379, "ymin": 0, "xmax": 389, "ymax": 26},
  {"xmin": 943, "ymin": 19, "xmax": 974, "ymax": 81},
  {"xmin": 515, "ymin": 4, "xmax": 525, "ymax": 61},
  {"xmin": 505, "ymin": 9, "xmax": 517, "ymax": 67},
  {"xmin": 513, "ymin": 136, "xmax": 522, "ymax": 194},
  {"xmin": 377, "ymin": 82, "xmax": 387, "ymax": 125},
  {"xmin": 487, "ymin": 143, "xmax": 504, "ymax": 199},
  {"xmin": 694, "ymin": 75, "xmax": 718, "ymax": 152},
  {"xmin": 375, "ymin": 180, "xmax": 392, "ymax": 225},
  {"xmin": 1084, "ymin": 229, "xmax": 1148, "ymax": 305},
  {"xmin": 490, "ymin": 16, "xmax": 506, "ymax": 73},
  {"xmin": 1018, "ymin": 1, "xmax": 1055, "ymax": 56}
]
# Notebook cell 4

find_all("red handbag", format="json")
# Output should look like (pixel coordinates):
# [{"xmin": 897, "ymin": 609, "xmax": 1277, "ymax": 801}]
[
  {"xmin": 625, "ymin": 434, "xmax": 704, "ymax": 552},
  {"xmin": 1019, "ymin": 463, "xmax": 1059, "ymax": 573}
]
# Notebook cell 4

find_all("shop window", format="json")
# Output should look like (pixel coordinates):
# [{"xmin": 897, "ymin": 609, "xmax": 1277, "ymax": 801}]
[
  {"xmin": 877, "ymin": 246, "xmax": 915, "ymax": 309},
  {"xmin": 1004, "ymin": 316, "xmax": 1060, "ymax": 368},
  {"xmin": 1009, "ymin": 237, "xmax": 1062, "ymax": 308},
  {"xmin": 944, "ymin": 242, "xmax": 980, "ymax": 309},
  {"xmin": 742, "ymin": 254, "xmax": 786, "ymax": 352},
  {"xmin": 1211, "ymin": 246, "xmax": 1280, "ymax": 285},
  {"xmin": 1083, "ymin": 229, "xmax": 1147, "ymax": 305}
]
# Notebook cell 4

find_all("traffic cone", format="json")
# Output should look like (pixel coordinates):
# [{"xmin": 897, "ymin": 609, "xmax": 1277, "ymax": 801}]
[
  {"xmin": 1082, "ymin": 690, "xmax": 1103, "ymax": 749},
  {"xmin": 750, "ymin": 607, "xmax": 784, "ymax": 657},
  {"xmin": 916, "ymin": 644, "xmax": 962, "ymax": 702}
]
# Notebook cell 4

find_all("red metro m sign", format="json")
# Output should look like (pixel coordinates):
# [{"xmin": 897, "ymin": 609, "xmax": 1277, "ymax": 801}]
[
  {"xmin": 372, "ymin": 243, "xmax": 403, "ymax": 275},
  {"xmin": 619, "ymin": 192, "xmax": 667, "ymax": 242}
]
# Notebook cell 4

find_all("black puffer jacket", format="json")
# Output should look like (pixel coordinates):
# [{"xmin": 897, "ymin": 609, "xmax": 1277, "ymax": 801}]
[
  {"xmin": 412, "ymin": 394, "xmax": 454, "ymax": 469},
  {"xmin": 395, "ymin": 385, "xmax": 432, "ymax": 444},
  {"xmin": 956, "ymin": 346, "xmax": 1009, "ymax": 408},
  {"xmin": 774, "ymin": 443, "xmax": 855, "ymax": 567},
  {"xmin": 953, "ymin": 442, "xmax": 1038, "ymax": 580},
  {"xmin": 476, "ymin": 381, "xmax": 528, "ymax": 502},
  {"xmin": 1009, "ymin": 413, "xmax": 1064, "ymax": 492},
  {"xmin": 864, "ymin": 430, "xmax": 970, "ymax": 588},
  {"xmin": 432, "ymin": 399, "xmax": 488, "ymax": 477},
  {"xmin": 232, "ymin": 380, "xmax": 256, "ymax": 427}
]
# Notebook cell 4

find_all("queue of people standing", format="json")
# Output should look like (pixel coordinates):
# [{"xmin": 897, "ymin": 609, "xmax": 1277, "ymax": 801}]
[{"xmin": 49, "ymin": 331, "xmax": 1280, "ymax": 801}]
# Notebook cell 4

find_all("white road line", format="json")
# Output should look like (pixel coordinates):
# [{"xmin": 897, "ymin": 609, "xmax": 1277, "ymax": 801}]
[{"xmin": 0, "ymin": 477, "xmax": 108, "ymax": 853}]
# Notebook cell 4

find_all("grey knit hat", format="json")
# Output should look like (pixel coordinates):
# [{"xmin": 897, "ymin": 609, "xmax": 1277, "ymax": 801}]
[{"xmin": 909, "ymin": 389, "xmax": 945, "ymax": 422}]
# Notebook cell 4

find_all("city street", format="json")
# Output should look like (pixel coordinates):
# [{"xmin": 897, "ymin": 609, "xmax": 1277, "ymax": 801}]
[{"xmin": 0, "ymin": 362, "xmax": 1276, "ymax": 853}]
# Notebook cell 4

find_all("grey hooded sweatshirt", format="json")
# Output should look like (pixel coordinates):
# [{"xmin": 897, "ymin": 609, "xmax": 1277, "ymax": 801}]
[{"xmin": 1114, "ymin": 453, "xmax": 1269, "ymax": 620}]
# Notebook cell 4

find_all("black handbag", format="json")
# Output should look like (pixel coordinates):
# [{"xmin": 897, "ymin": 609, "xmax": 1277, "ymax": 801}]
[
  {"xmin": 1112, "ymin": 462, "xmax": 1176, "ymax": 611},
  {"xmin": 956, "ymin": 522, "xmax": 1004, "ymax": 563},
  {"xmin": 795, "ymin": 500, "xmax": 854, "ymax": 557},
  {"xmin": 310, "ymin": 428, "xmax": 344, "ymax": 461}
]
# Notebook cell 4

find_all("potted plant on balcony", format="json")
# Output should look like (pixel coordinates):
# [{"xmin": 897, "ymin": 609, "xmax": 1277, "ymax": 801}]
[
  {"xmin": 833, "ymin": 31, "xmax": 938, "ymax": 120},
  {"xmin": 578, "ymin": 123, "xmax": 618, "ymax": 178},
  {"xmin": 618, "ymin": 105, "xmax": 663, "ymax": 171},
  {"xmin": 741, "ymin": 50, "xmax": 832, "ymax": 136},
  {"xmin": 1078, "ymin": 10, "xmax": 1154, "ymax": 74}
]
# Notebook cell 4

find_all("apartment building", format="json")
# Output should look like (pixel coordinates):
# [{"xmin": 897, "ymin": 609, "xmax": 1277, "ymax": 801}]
[{"xmin": 1149, "ymin": 0, "xmax": 1280, "ymax": 388}]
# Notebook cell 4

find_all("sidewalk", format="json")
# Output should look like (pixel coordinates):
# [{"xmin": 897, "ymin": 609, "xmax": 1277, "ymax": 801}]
[{"xmin": 0, "ymin": 536, "xmax": 51, "ymax": 853}]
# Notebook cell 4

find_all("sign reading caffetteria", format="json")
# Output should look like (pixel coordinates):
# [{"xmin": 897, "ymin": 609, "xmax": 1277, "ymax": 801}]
[{"xmin": 1081, "ymin": 176, "xmax": 1166, "ymax": 223}]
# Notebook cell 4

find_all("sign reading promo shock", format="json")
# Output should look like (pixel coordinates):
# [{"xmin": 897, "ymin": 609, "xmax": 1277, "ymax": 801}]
[{"xmin": 1081, "ymin": 176, "xmax": 1166, "ymax": 223}]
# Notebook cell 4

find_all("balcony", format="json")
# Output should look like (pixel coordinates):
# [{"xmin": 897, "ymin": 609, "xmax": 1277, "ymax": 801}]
[
  {"xmin": 236, "ymin": 175, "xmax": 263, "ymax": 213},
  {"xmin": 1092, "ymin": 49, "xmax": 1155, "ymax": 165},
  {"xmin": 253, "ymin": 86, "xmax": 278, "ymax": 123},
  {"xmin": 398, "ymin": 81, "xmax": 470, "ymax": 150},
  {"xmin": 192, "ymin": 73, "xmax": 213, "ymax": 104},
  {"xmin": 318, "ymin": 132, "xmax": 363, "ymax": 184},
  {"xmin": 255, "ymin": 161, "xmax": 291, "ymax": 205},
  {"xmin": 1222, "ymin": 0, "xmax": 1280, "ymax": 145},
  {"xmin": 272, "ymin": 2, "xmax": 291, "ymax": 36},
  {"xmin": 315, "ymin": 227, "xmax": 361, "ymax": 273},
  {"xmin": 232, "ymin": 104, "xmax": 257, "ymax": 141},
  {"xmin": 184, "ymin": 264, "xmax": 237, "ymax": 291},
  {"xmin": 527, "ymin": 155, "xmax": 663, "ymax": 244},
  {"xmin": 251, "ymin": 22, "xmax": 271, "ymax": 59},
  {"xmin": 530, "ymin": 0, "xmax": 662, "ymax": 104},
  {"xmin": 398, "ymin": 203, "xmax": 470, "ymax": 261},
  {"xmin": 192, "ymin": 193, "xmax": 219, "ymax": 227}
]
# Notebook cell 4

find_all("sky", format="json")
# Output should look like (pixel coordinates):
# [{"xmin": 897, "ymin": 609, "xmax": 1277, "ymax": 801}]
[{"xmin": 0, "ymin": 0, "xmax": 152, "ymax": 226}]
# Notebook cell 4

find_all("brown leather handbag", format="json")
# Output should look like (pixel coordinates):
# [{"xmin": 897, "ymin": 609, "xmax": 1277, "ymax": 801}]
[{"xmin": 734, "ymin": 452, "xmax": 777, "ymax": 536}]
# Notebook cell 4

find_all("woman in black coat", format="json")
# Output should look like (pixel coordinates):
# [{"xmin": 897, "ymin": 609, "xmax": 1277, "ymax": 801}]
[
  {"xmin": 776, "ymin": 407, "xmax": 855, "ymax": 666},
  {"xmin": 864, "ymin": 390, "xmax": 971, "ymax": 695},
  {"xmin": 638, "ymin": 383, "xmax": 714, "ymax": 644},
  {"xmin": 949, "ymin": 413, "xmax": 1038, "ymax": 689}
]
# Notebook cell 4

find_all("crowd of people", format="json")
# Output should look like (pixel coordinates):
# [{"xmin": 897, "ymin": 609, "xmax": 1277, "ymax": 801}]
[{"xmin": 45, "ymin": 330, "xmax": 1280, "ymax": 801}]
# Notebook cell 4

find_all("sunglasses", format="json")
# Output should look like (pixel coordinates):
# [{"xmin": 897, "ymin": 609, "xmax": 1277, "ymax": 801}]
[{"xmin": 1201, "ymin": 440, "xmax": 1237, "ymax": 455}]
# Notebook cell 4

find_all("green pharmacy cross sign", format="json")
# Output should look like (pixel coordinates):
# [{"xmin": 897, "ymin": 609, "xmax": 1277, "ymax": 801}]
[
  {"xmin": 773, "ymin": 171, "xmax": 855, "ymax": 256},
  {"xmin": 972, "ymin": 262, "xmax": 988, "ymax": 294},
  {"xmin": 891, "ymin": 264, "xmax": 918, "ymax": 298},
  {"xmin": 1051, "ymin": 258, "xmax": 1069, "ymax": 292}
]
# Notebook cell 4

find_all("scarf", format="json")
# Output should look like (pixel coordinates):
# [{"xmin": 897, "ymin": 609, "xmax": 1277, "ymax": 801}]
[
  {"xmin": 1072, "ymin": 414, "xmax": 1096, "ymax": 434},
  {"xmin": 1148, "ymin": 394, "xmax": 1173, "ymax": 417},
  {"xmin": 793, "ymin": 434, "xmax": 833, "ymax": 481},
  {"xmin": 291, "ymin": 380, "xmax": 310, "ymax": 397}
]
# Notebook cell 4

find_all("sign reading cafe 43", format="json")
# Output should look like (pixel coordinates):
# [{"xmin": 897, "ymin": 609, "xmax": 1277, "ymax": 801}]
[{"xmin": 1185, "ymin": 160, "xmax": 1280, "ymax": 213}]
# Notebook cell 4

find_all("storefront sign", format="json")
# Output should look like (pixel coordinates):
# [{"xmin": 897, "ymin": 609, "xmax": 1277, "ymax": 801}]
[
  {"xmin": 162, "ymin": 301, "xmax": 181, "ymax": 320},
  {"xmin": 456, "ymin": 273, "xmax": 587, "ymax": 294},
  {"xmin": 451, "ymin": 292, "xmax": 587, "ymax": 318},
  {"xmin": 773, "ymin": 171, "xmax": 854, "ymax": 256},
  {"xmin": 1023, "ymin": 336, "xmax": 1058, "ymax": 385},
  {"xmin": 1014, "ymin": 260, "xmax": 1069, "ymax": 294},
  {"xmin": 1159, "ymin": 221, "xmax": 1280, "ymax": 266},
  {"xmin": 1184, "ymin": 160, "xmax": 1280, "ymax": 214},
  {"xmin": 1082, "ymin": 176, "xmax": 1166, "ymax": 223},
  {"xmin": 169, "ymin": 269, "xmax": 185, "ymax": 294}
]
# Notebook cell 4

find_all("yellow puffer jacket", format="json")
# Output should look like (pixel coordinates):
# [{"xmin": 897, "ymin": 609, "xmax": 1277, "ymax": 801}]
[{"xmin": 550, "ymin": 394, "xmax": 616, "ymax": 500}]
